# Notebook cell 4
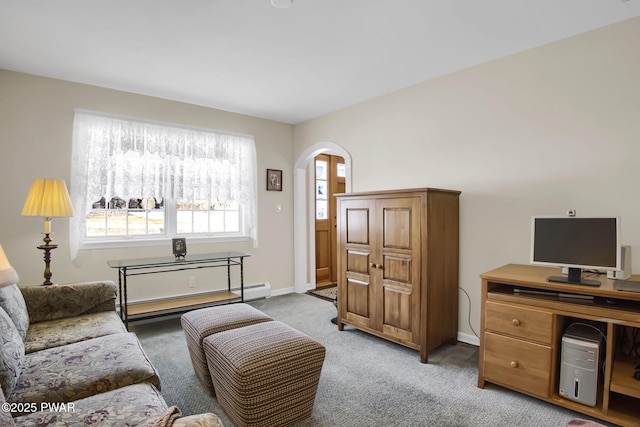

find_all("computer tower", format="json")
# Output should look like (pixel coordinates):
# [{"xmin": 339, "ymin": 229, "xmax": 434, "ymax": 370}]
[{"xmin": 559, "ymin": 324, "xmax": 604, "ymax": 407}]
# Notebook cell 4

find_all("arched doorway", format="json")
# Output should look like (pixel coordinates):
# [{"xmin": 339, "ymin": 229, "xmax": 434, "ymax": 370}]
[{"xmin": 293, "ymin": 142, "xmax": 352, "ymax": 293}]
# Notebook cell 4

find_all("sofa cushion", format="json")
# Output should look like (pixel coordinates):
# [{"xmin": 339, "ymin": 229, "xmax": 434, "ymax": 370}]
[
  {"xmin": 0, "ymin": 284, "xmax": 29, "ymax": 340},
  {"xmin": 14, "ymin": 383, "xmax": 169, "ymax": 427},
  {"xmin": 24, "ymin": 311, "xmax": 127, "ymax": 354},
  {"xmin": 0, "ymin": 307, "xmax": 25, "ymax": 397},
  {"xmin": 0, "ymin": 369, "xmax": 17, "ymax": 427},
  {"xmin": 7, "ymin": 332, "xmax": 160, "ymax": 413}
]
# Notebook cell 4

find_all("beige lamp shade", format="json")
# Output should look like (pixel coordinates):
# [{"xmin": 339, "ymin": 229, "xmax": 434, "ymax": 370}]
[
  {"xmin": 0, "ymin": 244, "xmax": 19, "ymax": 289},
  {"xmin": 22, "ymin": 179, "xmax": 74, "ymax": 218}
]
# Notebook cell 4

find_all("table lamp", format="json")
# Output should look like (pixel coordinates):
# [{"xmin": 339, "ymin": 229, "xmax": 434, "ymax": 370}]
[
  {"xmin": 0, "ymin": 244, "xmax": 19, "ymax": 289},
  {"xmin": 21, "ymin": 179, "xmax": 74, "ymax": 285}
]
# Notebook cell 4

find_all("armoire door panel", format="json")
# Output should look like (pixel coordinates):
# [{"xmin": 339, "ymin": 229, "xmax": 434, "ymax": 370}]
[
  {"xmin": 346, "ymin": 277, "xmax": 371, "ymax": 319},
  {"xmin": 382, "ymin": 203, "xmax": 414, "ymax": 250},
  {"xmin": 346, "ymin": 250, "xmax": 370, "ymax": 275},
  {"xmin": 346, "ymin": 208, "xmax": 370, "ymax": 245},
  {"xmin": 381, "ymin": 282, "xmax": 414, "ymax": 338},
  {"xmin": 381, "ymin": 285, "xmax": 413, "ymax": 341},
  {"xmin": 382, "ymin": 254, "xmax": 412, "ymax": 284}
]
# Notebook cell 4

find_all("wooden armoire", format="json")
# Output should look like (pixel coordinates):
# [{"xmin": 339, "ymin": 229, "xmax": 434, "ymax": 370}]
[{"xmin": 335, "ymin": 188, "xmax": 460, "ymax": 363}]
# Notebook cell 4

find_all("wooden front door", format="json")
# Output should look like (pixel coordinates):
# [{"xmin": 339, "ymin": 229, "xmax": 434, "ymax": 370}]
[{"xmin": 314, "ymin": 154, "xmax": 345, "ymax": 286}]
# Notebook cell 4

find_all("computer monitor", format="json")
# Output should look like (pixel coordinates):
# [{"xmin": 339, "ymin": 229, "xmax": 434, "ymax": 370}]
[{"xmin": 530, "ymin": 216, "xmax": 621, "ymax": 286}]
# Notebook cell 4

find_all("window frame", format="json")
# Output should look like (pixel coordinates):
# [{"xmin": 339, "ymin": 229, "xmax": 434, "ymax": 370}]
[{"xmin": 69, "ymin": 110, "xmax": 258, "ymax": 257}]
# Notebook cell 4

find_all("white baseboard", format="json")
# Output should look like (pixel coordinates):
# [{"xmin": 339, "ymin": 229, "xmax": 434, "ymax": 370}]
[
  {"xmin": 458, "ymin": 331, "xmax": 479, "ymax": 347},
  {"xmin": 272, "ymin": 286, "xmax": 295, "ymax": 297},
  {"xmin": 232, "ymin": 282, "xmax": 272, "ymax": 300}
]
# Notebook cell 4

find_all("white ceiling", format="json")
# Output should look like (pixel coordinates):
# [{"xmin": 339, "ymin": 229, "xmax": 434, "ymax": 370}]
[{"xmin": 1, "ymin": 1, "xmax": 638, "ymax": 124}]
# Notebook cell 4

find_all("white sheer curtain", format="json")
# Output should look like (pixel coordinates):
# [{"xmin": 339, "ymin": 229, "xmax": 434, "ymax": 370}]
[{"xmin": 70, "ymin": 111, "xmax": 258, "ymax": 259}]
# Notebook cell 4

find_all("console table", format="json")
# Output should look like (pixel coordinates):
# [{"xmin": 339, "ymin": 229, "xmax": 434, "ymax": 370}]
[
  {"xmin": 107, "ymin": 251, "xmax": 249, "ymax": 328},
  {"xmin": 478, "ymin": 264, "xmax": 640, "ymax": 426}
]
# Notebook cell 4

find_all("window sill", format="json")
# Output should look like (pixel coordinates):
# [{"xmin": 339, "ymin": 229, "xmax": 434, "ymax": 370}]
[{"xmin": 80, "ymin": 235, "xmax": 251, "ymax": 251}]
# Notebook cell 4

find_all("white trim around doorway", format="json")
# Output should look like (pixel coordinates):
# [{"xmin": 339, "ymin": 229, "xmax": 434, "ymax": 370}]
[{"xmin": 293, "ymin": 142, "xmax": 352, "ymax": 294}]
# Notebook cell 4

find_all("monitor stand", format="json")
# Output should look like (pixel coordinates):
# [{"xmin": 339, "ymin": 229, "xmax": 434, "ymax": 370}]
[{"xmin": 547, "ymin": 267, "xmax": 601, "ymax": 287}]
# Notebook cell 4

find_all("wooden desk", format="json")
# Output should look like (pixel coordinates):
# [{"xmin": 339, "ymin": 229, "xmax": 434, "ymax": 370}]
[
  {"xmin": 107, "ymin": 251, "xmax": 249, "ymax": 328},
  {"xmin": 478, "ymin": 264, "xmax": 640, "ymax": 426}
]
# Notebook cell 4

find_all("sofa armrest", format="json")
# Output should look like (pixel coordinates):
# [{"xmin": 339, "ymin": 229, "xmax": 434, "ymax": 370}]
[
  {"xmin": 171, "ymin": 414, "xmax": 224, "ymax": 427},
  {"xmin": 142, "ymin": 407, "xmax": 223, "ymax": 427},
  {"xmin": 21, "ymin": 281, "xmax": 118, "ymax": 323}
]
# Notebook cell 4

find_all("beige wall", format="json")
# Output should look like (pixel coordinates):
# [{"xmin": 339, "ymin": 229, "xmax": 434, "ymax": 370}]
[
  {"xmin": 293, "ymin": 18, "xmax": 640, "ymax": 341},
  {"xmin": 0, "ymin": 71, "xmax": 294, "ymax": 301},
  {"xmin": 1, "ymin": 17, "xmax": 638, "ymax": 342}
]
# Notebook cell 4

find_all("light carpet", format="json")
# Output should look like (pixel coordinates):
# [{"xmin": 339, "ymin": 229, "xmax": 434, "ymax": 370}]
[{"xmin": 133, "ymin": 293, "xmax": 611, "ymax": 427}]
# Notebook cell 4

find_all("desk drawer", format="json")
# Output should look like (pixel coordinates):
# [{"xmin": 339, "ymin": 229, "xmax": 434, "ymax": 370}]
[
  {"xmin": 485, "ymin": 300, "xmax": 553, "ymax": 344},
  {"xmin": 483, "ymin": 331, "xmax": 552, "ymax": 398}
]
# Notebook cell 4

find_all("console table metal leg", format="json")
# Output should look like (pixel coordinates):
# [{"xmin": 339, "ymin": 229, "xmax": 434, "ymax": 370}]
[
  {"xmin": 240, "ymin": 257, "xmax": 244, "ymax": 302},
  {"xmin": 117, "ymin": 268, "xmax": 124, "ymax": 323},
  {"xmin": 122, "ymin": 267, "xmax": 129, "ymax": 330}
]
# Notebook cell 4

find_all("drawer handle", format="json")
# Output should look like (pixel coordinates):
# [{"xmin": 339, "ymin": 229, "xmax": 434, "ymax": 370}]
[
  {"xmin": 510, "ymin": 361, "xmax": 518, "ymax": 368},
  {"xmin": 369, "ymin": 263, "xmax": 384, "ymax": 270},
  {"xmin": 512, "ymin": 319, "xmax": 521, "ymax": 326}
]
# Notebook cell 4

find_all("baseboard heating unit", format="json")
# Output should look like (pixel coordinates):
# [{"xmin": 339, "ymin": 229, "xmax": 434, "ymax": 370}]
[{"xmin": 232, "ymin": 282, "xmax": 271, "ymax": 300}]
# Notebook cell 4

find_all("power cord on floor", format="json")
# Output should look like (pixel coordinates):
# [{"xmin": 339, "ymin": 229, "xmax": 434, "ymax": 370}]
[{"xmin": 459, "ymin": 287, "xmax": 479, "ymax": 339}]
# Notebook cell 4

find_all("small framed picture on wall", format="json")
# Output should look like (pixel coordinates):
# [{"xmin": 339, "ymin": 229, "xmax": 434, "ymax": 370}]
[
  {"xmin": 172, "ymin": 238, "xmax": 187, "ymax": 259},
  {"xmin": 267, "ymin": 169, "xmax": 282, "ymax": 191}
]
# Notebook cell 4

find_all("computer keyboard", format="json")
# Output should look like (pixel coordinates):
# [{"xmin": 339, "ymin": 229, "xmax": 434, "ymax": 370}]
[{"xmin": 614, "ymin": 280, "xmax": 640, "ymax": 292}]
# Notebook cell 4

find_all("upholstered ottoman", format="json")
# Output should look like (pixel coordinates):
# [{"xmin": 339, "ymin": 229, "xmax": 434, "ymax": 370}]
[
  {"xmin": 204, "ymin": 321, "xmax": 326, "ymax": 427},
  {"xmin": 181, "ymin": 303, "xmax": 273, "ymax": 394}
]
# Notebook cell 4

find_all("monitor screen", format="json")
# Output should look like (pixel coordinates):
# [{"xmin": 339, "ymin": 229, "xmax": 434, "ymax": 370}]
[{"xmin": 530, "ymin": 216, "xmax": 621, "ymax": 285}]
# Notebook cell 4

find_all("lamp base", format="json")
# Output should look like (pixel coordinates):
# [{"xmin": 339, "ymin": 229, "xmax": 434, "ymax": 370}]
[{"xmin": 37, "ymin": 233, "xmax": 58, "ymax": 286}]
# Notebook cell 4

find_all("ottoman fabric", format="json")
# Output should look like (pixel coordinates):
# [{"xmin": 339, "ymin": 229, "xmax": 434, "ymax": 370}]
[
  {"xmin": 181, "ymin": 303, "xmax": 272, "ymax": 394},
  {"xmin": 204, "ymin": 320, "xmax": 325, "ymax": 427}
]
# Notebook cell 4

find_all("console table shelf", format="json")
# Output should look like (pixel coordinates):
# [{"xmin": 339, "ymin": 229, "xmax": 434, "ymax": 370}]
[
  {"xmin": 479, "ymin": 264, "xmax": 640, "ymax": 427},
  {"xmin": 126, "ymin": 291, "xmax": 239, "ymax": 318}
]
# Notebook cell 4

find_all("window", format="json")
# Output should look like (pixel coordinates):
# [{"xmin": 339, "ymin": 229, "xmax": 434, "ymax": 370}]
[
  {"xmin": 70, "ymin": 111, "xmax": 257, "ymax": 258},
  {"xmin": 315, "ymin": 158, "xmax": 328, "ymax": 220}
]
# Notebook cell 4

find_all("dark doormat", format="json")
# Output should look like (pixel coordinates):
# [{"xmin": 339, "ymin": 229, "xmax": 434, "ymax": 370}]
[{"xmin": 307, "ymin": 285, "xmax": 337, "ymax": 302}]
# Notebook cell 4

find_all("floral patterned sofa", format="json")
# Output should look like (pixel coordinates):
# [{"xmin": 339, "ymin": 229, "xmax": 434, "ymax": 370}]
[{"xmin": 0, "ymin": 261, "xmax": 222, "ymax": 427}]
